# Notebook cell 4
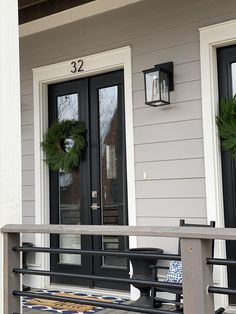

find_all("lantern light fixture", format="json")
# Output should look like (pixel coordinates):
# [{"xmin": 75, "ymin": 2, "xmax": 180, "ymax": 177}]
[{"xmin": 143, "ymin": 62, "xmax": 174, "ymax": 107}]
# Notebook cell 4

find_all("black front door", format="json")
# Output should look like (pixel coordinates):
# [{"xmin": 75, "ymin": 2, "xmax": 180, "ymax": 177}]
[
  {"xmin": 217, "ymin": 45, "xmax": 236, "ymax": 305},
  {"xmin": 48, "ymin": 70, "xmax": 129, "ymax": 290}
]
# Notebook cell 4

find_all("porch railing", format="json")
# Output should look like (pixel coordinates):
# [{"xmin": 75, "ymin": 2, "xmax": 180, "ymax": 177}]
[{"xmin": 2, "ymin": 224, "xmax": 236, "ymax": 314}]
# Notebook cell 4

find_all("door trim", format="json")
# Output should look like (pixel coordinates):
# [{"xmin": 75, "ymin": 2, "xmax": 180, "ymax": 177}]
[
  {"xmin": 199, "ymin": 19, "xmax": 236, "ymax": 309},
  {"xmin": 32, "ymin": 46, "xmax": 137, "ymax": 291}
]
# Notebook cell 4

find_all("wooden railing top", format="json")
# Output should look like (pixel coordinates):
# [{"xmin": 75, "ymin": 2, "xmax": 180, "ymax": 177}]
[{"xmin": 1, "ymin": 224, "xmax": 236, "ymax": 240}]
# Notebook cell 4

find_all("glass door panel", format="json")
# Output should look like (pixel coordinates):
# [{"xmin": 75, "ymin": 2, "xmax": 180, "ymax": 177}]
[
  {"xmin": 57, "ymin": 94, "xmax": 79, "ymax": 120},
  {"xmin": 57, "ymin": 93, "xmax": 81, "ymax": 265},
  {"xmin": 59, "ymin": 170, "xmax": 81, "ymax": 265},
  {"xmin": 99, "ymin": 86, "xmax": 127, "ymax": 269}
]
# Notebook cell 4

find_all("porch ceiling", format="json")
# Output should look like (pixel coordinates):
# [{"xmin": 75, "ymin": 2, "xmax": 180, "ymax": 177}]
[{"xmin": 18, "ymin": 0, "xmax": 95, "ymax": 24}]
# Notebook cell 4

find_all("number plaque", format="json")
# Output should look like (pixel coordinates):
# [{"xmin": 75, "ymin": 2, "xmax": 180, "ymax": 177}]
[{"xmin": 71, "ymin": 59, "xmax": 84, "ymax": 73}]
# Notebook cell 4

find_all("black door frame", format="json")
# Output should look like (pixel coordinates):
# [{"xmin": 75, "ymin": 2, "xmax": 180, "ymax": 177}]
[
  {"xmin": 217, "ymin": 44, "xmax": 236, "ymax": 305},
  {"xmin": 48, "ymin": 70, "xmax": 129, "ymax": 289},
  {"xmin": 48, "ymin": 78, "xmax": 93, "ymax": 286},
  {"xmin": 89, "ymin": 71, "xmax": 129, "ymax": 290}
]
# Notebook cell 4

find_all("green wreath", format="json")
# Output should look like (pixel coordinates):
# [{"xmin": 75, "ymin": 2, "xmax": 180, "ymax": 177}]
[
  {"xmin": 217, "ymin": 97, "xmax": 236, "ymax": 160},
  {"xmin": 41, "ymin": 120, "xmax": 86, "ymax": 172}
]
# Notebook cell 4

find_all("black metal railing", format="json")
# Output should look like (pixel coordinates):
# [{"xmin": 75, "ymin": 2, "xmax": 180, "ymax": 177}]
[
  {"xmin": 12, "ymin": 246, "xmax": 182, "ymax": 313},
  {"xmin": 12, "ymin": 245, "xmax": 181, "ymax": 260},
  {"xmin": 13, "ymin": 248, "xmax": 182, "ymax": 314},
  {"xmin": 2, "ymin": 224, "xmax": 236, "ymax": 314},
  {"xmin": 206, "ymin": 257, "xmax": 236, "ymax": 298}
]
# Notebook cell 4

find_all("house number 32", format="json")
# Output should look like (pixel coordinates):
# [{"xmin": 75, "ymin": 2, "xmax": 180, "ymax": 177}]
[{"xmin": 71, "ymin": 60, "xmax": 84, "ymax": 73}]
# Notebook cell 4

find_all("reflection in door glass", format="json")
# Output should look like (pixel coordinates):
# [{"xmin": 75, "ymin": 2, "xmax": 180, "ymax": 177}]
[
  {"xmin": 57, "ymin": 94, "xmax": 79, "ymax": 121},
  {"xmin": 99, "ymin": 86, "xmax": 127, "ymax": 269},
  {"xmin": 57, "ymin": 93, "xmax": 81, "ymax": 265},
  {"xmin": 232, "ymin": 63, "xmax": 236, "ymax": 96}
]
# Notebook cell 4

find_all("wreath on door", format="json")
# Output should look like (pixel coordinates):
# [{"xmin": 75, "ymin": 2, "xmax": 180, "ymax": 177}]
[
  {"xmin": 41, "ymin": 119, "xmax": 86, "ymax": 172},
  {"xmin": 217, "ymin": 97, "xmax": 236, "ymax": 160}
]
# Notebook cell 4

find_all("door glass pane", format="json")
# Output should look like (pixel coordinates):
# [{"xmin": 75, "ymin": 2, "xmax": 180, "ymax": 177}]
[
  {"xmin": 231, "ymin": 63, "xmax": 236, "ymax": 96},
  {"xmin": 57, "ymin": 93, "xmax": 81, "ymax": 265},
  {"xmin": 57, "ymin": 94, "xmax": 79, "ymax": 120},
  {"xmin": 99, "ymin": 86, "xmax": 127, "ymax": 268}
]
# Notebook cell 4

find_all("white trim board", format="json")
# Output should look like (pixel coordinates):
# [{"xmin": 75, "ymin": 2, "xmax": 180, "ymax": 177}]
[
  {"xmin": 200, "ymin": 19, "xmax": 236, "ymax": 310},
  {"xmin": 19, "ymin": 0, "xmax": 142, "ymax": 37},
  {"xmin": 33, "ymin": 46, "xmax": 137, "ymax": 292}
]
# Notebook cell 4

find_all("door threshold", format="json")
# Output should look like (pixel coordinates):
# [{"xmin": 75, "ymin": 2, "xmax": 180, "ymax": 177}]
[{"xmin": 47, "ymin": 283, "xmax": 130, "ymax": 299}]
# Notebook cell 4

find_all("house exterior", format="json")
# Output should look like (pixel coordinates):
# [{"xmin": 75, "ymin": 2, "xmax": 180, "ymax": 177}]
[{"xmin": 2, "ymin": 0, "xmax": 236, "ymax": 312}]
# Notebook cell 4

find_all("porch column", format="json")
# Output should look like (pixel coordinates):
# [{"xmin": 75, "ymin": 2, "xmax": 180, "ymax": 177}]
[{"xmin": 0, "ymin": 0, "xmax": 22, "ymax": 313}]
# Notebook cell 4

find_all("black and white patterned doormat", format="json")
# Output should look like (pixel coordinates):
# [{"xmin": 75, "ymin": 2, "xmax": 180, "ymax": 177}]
[{"xmin": 23, "ymin": 289, "xmax": 128, "ymax": 314}]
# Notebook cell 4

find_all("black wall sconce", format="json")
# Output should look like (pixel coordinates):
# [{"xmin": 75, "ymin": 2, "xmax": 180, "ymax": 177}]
[{"xmin": 143, "ymin": 62, "xmax": 174, "ymax": 107}]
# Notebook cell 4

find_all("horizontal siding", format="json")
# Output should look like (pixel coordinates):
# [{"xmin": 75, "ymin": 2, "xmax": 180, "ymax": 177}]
[
  {"xmin": 134, "ymin": 119, "xmax": 203, "ymax": 144},
  {"xmin": 80, "ymin": 0, "xmax": 206, "ymax": 38},
  {"xmin": 132, "ymin": 41, "xmax": 200, "ymax": 74},
  {"xmin": 135, "ymin": 139, "xmax": 204, "ymax": 162},
  {"xmin": 136, "ymin": 178, "xmax": 206, "ymax": 199},
  {"xmin": 22, "ymin": 125, "xmax": 34, "ymax": 140},
  {"xmin": 22, "ymin": 155, "xmax": 34, "ymax": 171},
  {"xmin": 21, "ymin": 79, "xmax": 33, "ymax": 96},
  {"xmin": 19, "ymin": 0, "xmax": 236, "ymax": 244},
  {"xmin": 133, "ymin": 99, "xmax": 202, "ymax": 126},
  {"xmin": 22, "ymin": 186, "xmax": 35, "ymax": 201},
  {"xmin": 21, "ymin": 109, "xmax": 34, "ymax": 126},
  {"xmin": 18, "ymin": 0, "xmax": 213, "ymax": 53},
  {"xmin": 136, "ymin": 217, "xmax": 207, "ymax": 253},
  {"xmin": 21, "ymin": 94, "xmax": 34, "ymax": 111},
  {"xmin": 22, "ymin": 201, "xmax": 35, "ymax": 217},
  {"xmin": 131, "ymin": 24, "xmax": 199, "ymax": 56},
  {"xmin": 22, "ymin": 139, "xmax": 34, "ymax": 156},
  {"xmin": 20, "ymin": 41, "xmax": 201, "ymax": 81},
  {"xmin": 20, "ymin": 0, "xmax": 236, "ymax": 60},
  {"xmin": 22, "ymin": 170, "xmax": 35, "ymax": 186},
  {"xmin": 135, "ymin": 158, "xmax": 205, "ymax": 180},
  {"xmin": 20, "ymin": 12, "xmax": 200, "ymax": 63},
  {"xmin": 22, "ymin": 216, "xmax": 35, "ymax": 224},
  {"xmin": 136, "ymin": 198, "xmax": 206, "ymax": 218}
]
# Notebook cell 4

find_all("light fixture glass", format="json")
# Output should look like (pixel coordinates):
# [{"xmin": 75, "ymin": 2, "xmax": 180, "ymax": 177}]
[{"xmin": 143, "ymin": 62, "xmax": 173, "ymax": 106}]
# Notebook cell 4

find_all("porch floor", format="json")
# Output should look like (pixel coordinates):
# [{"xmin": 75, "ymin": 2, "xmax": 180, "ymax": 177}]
[{"xmin": 21, "ymin": 288, "xmax": 236, "ymax": 314}]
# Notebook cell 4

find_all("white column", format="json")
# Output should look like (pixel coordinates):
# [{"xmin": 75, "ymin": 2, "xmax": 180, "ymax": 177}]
[{"xmin": 0, "ymin": 0, "xmax": 22, "ymax": 313}]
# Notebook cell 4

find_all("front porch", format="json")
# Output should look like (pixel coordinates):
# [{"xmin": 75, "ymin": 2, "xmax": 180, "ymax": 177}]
[
  {"xmin": 2, "ymin": 224, "xmax": 236, "ymax": 314},
  {"xmin": 3, "ymin": 1, "xmax": 236, "ymax": 314}
]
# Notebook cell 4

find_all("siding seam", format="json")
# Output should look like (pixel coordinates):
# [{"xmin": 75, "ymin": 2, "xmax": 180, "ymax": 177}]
[
  {"xmin": 134, "ymin": 118, "xmax": 202, "ymax": 128},
  {"xmin": 134, "ymin": 137, "xmax": 203, "ymax": 146}
]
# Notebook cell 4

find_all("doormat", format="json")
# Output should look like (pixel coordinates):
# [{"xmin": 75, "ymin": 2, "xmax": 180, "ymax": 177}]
[{"xmin": 23, "ymin": 289, "xmax": 128, "ymax": 314}]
